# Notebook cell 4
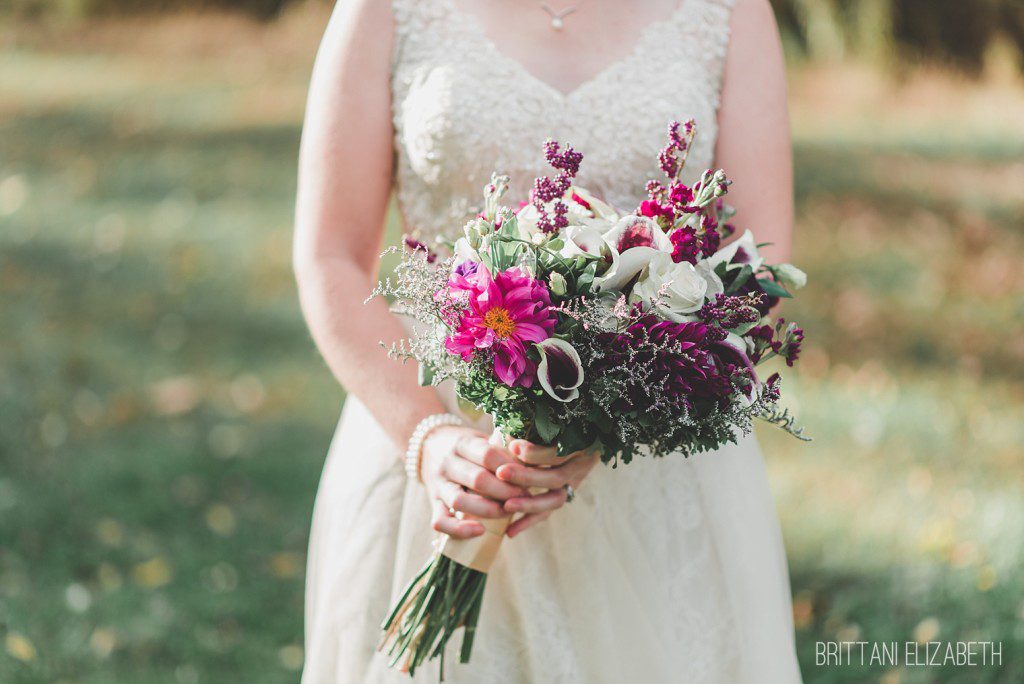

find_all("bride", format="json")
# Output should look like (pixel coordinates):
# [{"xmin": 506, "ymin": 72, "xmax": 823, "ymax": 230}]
[{"xmin": 293, "ymin": 0, "xmax": 800, "ymax": 681}]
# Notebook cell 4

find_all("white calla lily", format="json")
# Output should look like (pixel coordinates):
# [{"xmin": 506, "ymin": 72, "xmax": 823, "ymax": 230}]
[
  {"xmin": 567, "ymin": 186, "xmax": 621, "ymax": 221},
  {"xmin": 708, "ymin": 229, "xmax": 763, "ymax": 272},
  {"xmin": 536, "ymin": 338, "xmax": 584, "ymax": 402},
  {"xmin": 592, "ymin": 216, "xmax": 675, "ymax": 293},
  {"xmin": 560, "ymin": 224, "xmax": 611, "ymax": 260}
]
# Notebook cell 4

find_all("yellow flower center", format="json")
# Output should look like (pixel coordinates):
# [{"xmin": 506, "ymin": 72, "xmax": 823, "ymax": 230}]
[{"xmin": 483, "ymin": 307, "xmax": 516, "ymax": 339}]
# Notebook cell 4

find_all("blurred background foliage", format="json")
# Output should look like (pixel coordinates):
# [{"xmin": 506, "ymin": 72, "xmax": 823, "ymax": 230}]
[
  {"xmin": 2, "ymin": 0, "xmax": 1024, "ymax": 73},
  {"xmin": 1, "ymin": 1, "xmax": 1022, "ymax": 683}
]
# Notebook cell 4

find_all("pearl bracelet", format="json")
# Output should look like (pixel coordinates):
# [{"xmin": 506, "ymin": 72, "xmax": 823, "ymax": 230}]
[{"xmin": 405, "ymin": 413, "xmax": 464, "ymax": 481}]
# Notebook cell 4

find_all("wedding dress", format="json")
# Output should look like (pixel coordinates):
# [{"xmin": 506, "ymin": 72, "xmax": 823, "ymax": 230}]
[{"xmin": 302, "ymin": 0, "xmax": 802, "ymax": 681}]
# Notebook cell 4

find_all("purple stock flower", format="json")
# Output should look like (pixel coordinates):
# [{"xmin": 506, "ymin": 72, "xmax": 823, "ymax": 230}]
[
  {"xmin": 747, "ymin": 319, "xmax": 804, "ymax": 366},
  {"xmin": 668, "ymin": 182, "xmax": 695, "ymax": 208},
  {"xmin": 639, "ymin": 199, "xmax": 674, "ymax": 226},
  {"xmin": 530, "ymin": 140, "xmax": 584, "ymax": 234},
  {"xmin": 669, "ymin": 227, "xmax": 701, "ymax": 264},
  {"xmin": 657, "ymin": 120, "xmax": 697, "ymax": 181},
  {"xmin": 403, "ymin": 235, "xmax": 436, "ymax": 263},
  {"xmin": 698, "ymin": 293, "xmax": 763, "ymax": 329},
  {"xmin": 454, "ymin": 260, "xmax": 479, "ymax": 278}
]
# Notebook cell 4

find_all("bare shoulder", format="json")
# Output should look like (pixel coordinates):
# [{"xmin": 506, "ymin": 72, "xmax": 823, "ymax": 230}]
[
  {"xmin": 319, "ymin": 0, "xmax": 395, "ymax": 57},
  {"xmin": 728, "ymin": 0, "xmax": 781, "ymax": 43},
  {"xmin": 331, "ymin": 0, "xmax": 393, "ymax": 27}
]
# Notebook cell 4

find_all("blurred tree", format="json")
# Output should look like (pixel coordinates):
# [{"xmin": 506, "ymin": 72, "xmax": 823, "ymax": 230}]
[
  {"xmin": 0, "ymin": 0, "xmax": 292, "ymax": 20},
  {"xmin": 1, "ymin": 0, "xmax": 1022, "ymax": 71},
  {"xmin": 770, "ymin": 0, "xmax": 1024, "ymax": 75}
]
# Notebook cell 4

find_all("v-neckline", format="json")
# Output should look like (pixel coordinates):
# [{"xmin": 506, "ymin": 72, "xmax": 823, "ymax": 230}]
[{"xmin": 442, "ymin": 0, "xmax": 690, "ymax": 102}]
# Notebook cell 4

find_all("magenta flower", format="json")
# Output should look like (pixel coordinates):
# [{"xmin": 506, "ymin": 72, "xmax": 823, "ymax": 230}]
[
  {"xmin": 669, "ymin": 226, "xmax": 701, "ymax": 264},
  {"xmin": 444, "ymin": 266, "xmax": 557, "ymax": 387},
  {"xmin": 639, "ymin": 199, "xmax": 674, "ymax": 226}
]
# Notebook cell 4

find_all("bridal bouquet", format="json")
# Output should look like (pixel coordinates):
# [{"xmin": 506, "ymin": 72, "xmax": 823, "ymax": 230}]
[{"xmin": 376, "ymin": 120, "xmax": 809, "ymax": 675}]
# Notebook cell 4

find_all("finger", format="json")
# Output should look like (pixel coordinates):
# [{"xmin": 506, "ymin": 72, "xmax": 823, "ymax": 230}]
[
  {"xmin": 508, "ymin": 439, "xmax": 563, "ymax": 466},
  {"xmin": 495, "ymin": 462, "xmax": 566, "ymax": 489},
  {"xmin": 438, "ymin": 481, "xmax": 506, "ymax": 519},
  {"xmin": 456, "ymin": 435, "xmax": 517, "ymax": 471},
  {"xmin": 496, "ymin": 452, "xmax": 596, "ymax": 489},
  {"xmin": 506, "ymin": 511, "xmax": 551, "ymax": 538},
  {"xmin": 431, "ymin": 499, "xmax": 484, "ymax": 539},
  {"xmin": 444, "ymin": 455, "xmax": 528, "ymax": 500},
  {"xmin": 504, "ymin": 487, "xmax": 568, "ymax": 514}
]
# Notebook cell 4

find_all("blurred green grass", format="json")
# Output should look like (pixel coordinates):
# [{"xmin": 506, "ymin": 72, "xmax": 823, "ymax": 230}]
[{"xmin": 1, "ymin": 13, "xmax": 1023, "ymax": 684}]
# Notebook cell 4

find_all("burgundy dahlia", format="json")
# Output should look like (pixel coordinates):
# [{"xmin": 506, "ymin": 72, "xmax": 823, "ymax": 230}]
[{"xmin": 597, "ymin": 315, "xmax": 737, "ymax": 412}]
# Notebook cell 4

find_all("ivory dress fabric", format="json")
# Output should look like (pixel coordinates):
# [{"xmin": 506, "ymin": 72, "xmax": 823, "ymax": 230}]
[{"xmin": 302, "ymin": 0, "xmax": 802, "ymax": 681}]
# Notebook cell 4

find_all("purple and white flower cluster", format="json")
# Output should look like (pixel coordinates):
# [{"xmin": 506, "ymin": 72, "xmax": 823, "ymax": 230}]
[
  {"xmin": 375, "ymin": 120, "xmax": 811, "ymax": 677},
  {"xmin": 379, "ymin": 120, "xmax": 809, "ymax": 463}
]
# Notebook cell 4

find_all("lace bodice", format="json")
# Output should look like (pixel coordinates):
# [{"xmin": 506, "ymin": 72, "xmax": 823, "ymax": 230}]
[{"xmin": 391, "ymin": 0, "xmax": 736, "ymax": 241}]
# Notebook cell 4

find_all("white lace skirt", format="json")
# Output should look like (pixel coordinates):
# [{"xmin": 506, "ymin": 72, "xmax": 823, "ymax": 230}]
[{"xmin": 302, "ymin": 393, "xmax": 802, "ymax": 683}]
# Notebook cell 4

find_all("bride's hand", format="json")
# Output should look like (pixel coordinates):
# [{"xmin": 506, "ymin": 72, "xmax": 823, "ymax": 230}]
[
  {"xmin": 420, "ymin": 426, "xmax": 529, "ymax": 540},
  {"xmin": 495, "ymin": 440, "xmax": 599, "ymax": 538}
]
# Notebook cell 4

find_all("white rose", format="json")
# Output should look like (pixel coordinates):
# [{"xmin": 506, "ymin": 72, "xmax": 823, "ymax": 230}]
[
  {"xmin": 695, "ymin": 259, "xmax": 724, "ymax": 300},
  {"xmin": 708, "ymin": 229, "xmax": 763, "ymax": 272},
  {"xmin": 631, "ymin": 252, "xmax": 713, "ymax": 321}
]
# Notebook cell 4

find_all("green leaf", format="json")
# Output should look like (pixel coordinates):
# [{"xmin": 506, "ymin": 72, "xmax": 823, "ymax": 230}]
[
  {"xmin": 758, "ymin": 278, "xmax": 793, "ymax": 299},
  {"xmin": 533, "ymin": 402, "xmax": 560, "ymax": 444},
  {"xmin": 557, "ymin": 424, "xmax": 592, "ymax": 456},
  {"xmin": 498, "ymin": 214, "xmax": 519, "ymax": 238},
  {"xmin": 727, "ymin": 319, "xmax": 759, "ymax": 336},
  {"xmin": 576, "ymin": 265, "xmax": 596, "ymax": 292},
  {"xmin": 724, "ymin": 264, "xmax": 754, "ymax": 294}
]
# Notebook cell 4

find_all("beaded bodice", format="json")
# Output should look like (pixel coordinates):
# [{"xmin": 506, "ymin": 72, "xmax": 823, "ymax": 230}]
[{"xmin": 390, "ymin": 0, "xmax": 736, "ymax": 240}]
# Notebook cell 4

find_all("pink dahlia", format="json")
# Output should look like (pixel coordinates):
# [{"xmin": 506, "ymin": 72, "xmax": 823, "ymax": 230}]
[{"xmin": 444, "ymin": 266, "xmax": 556, "ymax": 387}]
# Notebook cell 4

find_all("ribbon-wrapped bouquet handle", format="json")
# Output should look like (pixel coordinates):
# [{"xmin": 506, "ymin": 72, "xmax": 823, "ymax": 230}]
[{"xmin": 379, "ymin": 430, "xmax": 546, "ymax": 676}]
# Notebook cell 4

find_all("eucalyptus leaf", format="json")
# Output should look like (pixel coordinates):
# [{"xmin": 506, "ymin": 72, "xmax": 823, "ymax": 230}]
[
  {"xmin": 758, "ymin": 278, "xmax": 793, "ymax": 299},
  {"xmin": 725, "ymin": 264, "xmax": 754, "ymax": 294},
  {"xmin": 533, "ymin": 402, "xmax": 560, "ymax": 444},
  {"xmin": 727, "ymin": 319, "xmax": 759, "ymax": 336}
]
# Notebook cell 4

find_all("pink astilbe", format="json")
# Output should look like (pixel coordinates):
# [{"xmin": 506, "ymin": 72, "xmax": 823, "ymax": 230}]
[{"xmin": 444, "ymin": 266, "xmax": 557, "ymax": 387}]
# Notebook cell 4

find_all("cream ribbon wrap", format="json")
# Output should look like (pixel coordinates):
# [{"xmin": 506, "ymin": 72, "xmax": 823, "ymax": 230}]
[{"xmin": 438, "ymin": 429, "xmax": 555, "ymax": 572}]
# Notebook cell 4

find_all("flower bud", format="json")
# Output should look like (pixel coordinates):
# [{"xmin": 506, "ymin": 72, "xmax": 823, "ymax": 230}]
[
  {"xmin": 549, "ymin": 271, "xmax": 568, "ymax": 296},
  {"xmin": 463, "ymin": 218, "xmax": 487, "ymax": 249}
]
